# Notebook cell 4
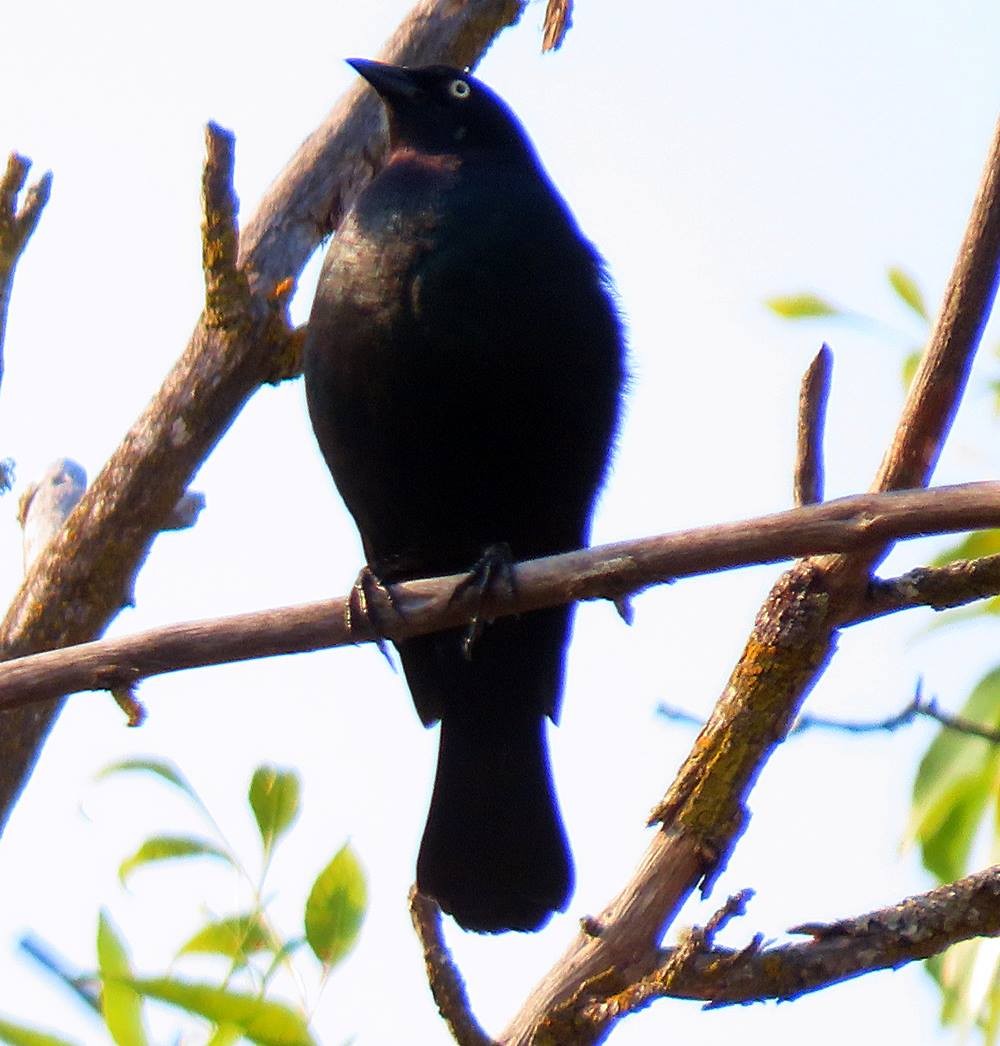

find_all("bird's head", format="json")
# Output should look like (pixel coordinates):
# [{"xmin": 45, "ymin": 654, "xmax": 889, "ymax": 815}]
[{"xmin": 348, "ymin": 59, "xmax": 533, "ymax": 159}]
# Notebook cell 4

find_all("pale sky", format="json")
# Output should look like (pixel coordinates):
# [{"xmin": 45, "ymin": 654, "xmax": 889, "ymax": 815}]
[{"xmin": 0, "ymin": 1, "xmax": 998, "ymax": 1042}]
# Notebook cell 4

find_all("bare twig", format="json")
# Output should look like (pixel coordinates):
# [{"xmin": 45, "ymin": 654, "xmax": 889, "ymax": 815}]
[
  {"xmin": 855, "ymin": 553, "xmax": 1000, "ymax": 622},
  {"xmin": 0, "ymin": 152, "xmax": 51, "ymax": 391},
  {"xmin": 542, "ymin": 0, "xmax": 573, "ymax": 52},
  {"xmin": 795, "ymin": 682, "xmax": 1000, "ymax": 743},
  {"xmin": 1, "ymin": 484, "xmax": 1000, "ymax": 711},
  {"xmin": 409, "ymin": 888, "xmax": 494, "ymax": 1046},
  {"xmin": 0, "ymin": 0, "xmax": 529, "ymax": 835},
  {"xmin": 19, "ymin": 934, "xmax": 100, "ymax": 1015},
  {"xmin": 662, "ymin": 682, "xmax": 1000, "ymax": 744},
  {"xmin": 795, "ymin": 344, "xmax": 832, "ymax": 507}
]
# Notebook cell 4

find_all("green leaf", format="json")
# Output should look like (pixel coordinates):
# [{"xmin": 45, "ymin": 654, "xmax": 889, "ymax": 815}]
[
  {"xmin": 249, "ymin": 766, "xmax": 300, "ymax": 856},
  {"xmin": 765, "ymin": 294, "xmax": 841, "ymax": 319},
  {"xmin": 982, "ymin": 959, "xmax": 1000, "ymax": 1043},
  {"xmin": 123, "ymin": 978, "xmax": 314, "ymax": 1045},
  {"xmin": 96, "ymin": 759, "xmax": 203, "ymax": 809},
  {"xmin": 206, "ymin": 1027, "xmax": 243, "ymax": 1046},
  {"xmin": 929, "ymin": 939, "xmax": 980, "ymax": 1025},
  {"xmin": 927, "ymin": 937, "xmax": 1000, "ymax": 1037},
  {"xmin": 907, "ymin": 668, "xmax": 1000, "ymax": 881},
  {"xmin": 0, "ymin": 1017, "xmax": 79, "ymax": 1046},
  {"xmin": 179, "ymin": 914, "xmax": 272, "ymax": 961},
  {"xmin": 119, "ymin": 836, "xmax": 231, "ymax": 884},
  {"xmin": 901, "ymin": 349, "xmax": 922, "ymax": 390},
  {"xmin": 97, "ymin": 912, "xmax": 148, "ymax": 1046},
  {"xmin": 888, "ymin": 266, "xmax": 929, "ymax": 321},
  {"xmin": 930, "ymin": 529, "xmax": 1000, "ymax": 567},
  {"xmin": 305, "ymin": 845, "xmax": 366, "ymax": 967}
]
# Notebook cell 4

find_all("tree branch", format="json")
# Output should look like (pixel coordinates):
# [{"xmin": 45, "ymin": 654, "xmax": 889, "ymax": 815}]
[
  {"xmin": 0, "ymin": 0, "xmax": 528, "ymax": 835},
  {"xmin": 566, "ymin": 865, "xmax": 1000, "ymax": 1027},
  {"xmin": 501, "ymin": 115, "xmax": 1000, "ymax": 1046},
  {"xmin": 0, "ymin": 483, "xmax": 999, "ymax": 712},
  {"xmin": 855, "ymin": 553, "xmax": 1000, "ymax": 622},
  {"xmin": 794, "ymin": 344, "xmax": 832, "ymax": 507},
  {"xmin": 661, "ymin": 682, "xmax": 1000, "ymax": 745},
  {"xmin": 0, "ymin": 152, "xmax": 51, "ymax": 392},
  {"xmin": 410, "ymin": 888, "xmax": 495, "ymax": 1046}
]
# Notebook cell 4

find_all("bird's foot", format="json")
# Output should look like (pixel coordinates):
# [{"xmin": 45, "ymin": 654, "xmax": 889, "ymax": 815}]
[
  {"xmin": 346, "ymin": 564, "xmax": 401, "ymax": 669},
  {"xmin": 449, "ymin": 542, "xmax": 517, "ymax": 660}
]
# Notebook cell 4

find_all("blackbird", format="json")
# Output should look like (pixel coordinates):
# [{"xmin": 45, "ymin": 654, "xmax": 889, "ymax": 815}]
[{"xmin": 304, "ymin": 59, "xmax": 624, "ymax": 933}]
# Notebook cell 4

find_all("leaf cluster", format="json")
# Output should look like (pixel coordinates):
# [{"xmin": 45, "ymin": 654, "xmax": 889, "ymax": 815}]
[{"xmin": 0, "ymin": 761, "xmax": 367, "ymax": 1045}]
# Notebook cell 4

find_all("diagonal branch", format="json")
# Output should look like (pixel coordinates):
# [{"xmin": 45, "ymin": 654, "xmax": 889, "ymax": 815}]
[
  {"xmin": 502, "ymin": 116, "xmax": 1000, "ymax": 1045},
  {"xmin": 0, "ymin": 483, "xmax": 999, "ymax": 712},
  {"xmin": 410, "ymin": 888, "xmax": 494, "ymax": 1046},
  {"xmin": 0, "ymin": 0, "xmax": 529, "ymax": 835},
  {"xmin": 0, "ymin": 153, "xmax": 52, "ymax": 393}
]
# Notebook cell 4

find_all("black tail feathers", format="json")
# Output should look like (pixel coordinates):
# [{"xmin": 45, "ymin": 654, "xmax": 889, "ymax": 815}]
[{"xmin": 416, "ymin": 712, "xmax": 572, "ymax": 933}]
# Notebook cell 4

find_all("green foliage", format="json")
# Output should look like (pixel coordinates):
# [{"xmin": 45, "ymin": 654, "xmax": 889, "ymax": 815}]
[
  {"xmin": 887, "ymin": 265, "xmax": 929, "ymax": 321},
  {"xmin": 305, "ymin": 846, "xmax": 367, "ymax": 967},
  {"xmin": 0, "ymin": 1018, "xmax": 78, "ymax": 1046},
  {"xmin": 97, "ymin": 913, "xmax": 147, "ymax": 1045},
  {"xmin": 765, "ymin": 293, "xmax": 841, "ymax": 319},
  {"xmin": 118, "ymin": 836, "xmax": 232, "ymax": 885},
  {"xmin": 7, "ymin": 762, "xmax": 365, "ymax": 1042},
  {"xmin": 122, "ymin": 979, "xmax": 313, "ymax": 1046},
  {"xmin": 249, "ymin": 766, "xmax": 301, "ymax": 863},
  {"xmin": 906, "ymin": 669, "xmax": 1000, "ymax": 881},
  {"xmin": 178, "ymin": 914, "xmax": 272, "ymax": 963}
]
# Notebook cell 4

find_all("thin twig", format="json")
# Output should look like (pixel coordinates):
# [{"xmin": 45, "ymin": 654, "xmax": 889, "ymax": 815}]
[
  {"xmin": 662, "ymin": 683, "xmax": 1000, "ymax": 744},
  {"xmin": 0, "ymin": 153, "xmax": 52, "ymax": 393},
  {"xmin": 542, "ymin": 0, "xmax": 572, "ymax": 51},
  {"xmin": 2, "ymin": 484, "xmax": 1000, "ymax": 712},
  {"xmin": 409, "ymin": 887, "xmax": 494, "ymax": 1046},
  {"xmin": 855, "ymin": 553, "xmax": 1000, "ymax": 623},
  {"xmin": 794, "ymin": 344, "xmax": 832, "ymax": 507},
  {"xmin": 796, "ymin": 683, "xmax": 1000, "ymax": 743}
]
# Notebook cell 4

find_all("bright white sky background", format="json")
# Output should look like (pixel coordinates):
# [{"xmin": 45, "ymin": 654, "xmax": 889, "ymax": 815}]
[{"xmin": 1, "ymin": 1, "xmax": 999, "ymax": 1042}]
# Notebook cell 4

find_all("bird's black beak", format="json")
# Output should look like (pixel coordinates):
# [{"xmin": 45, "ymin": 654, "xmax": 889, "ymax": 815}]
[{"xmin": 347, "ymin": 58, "xmax": 421, "ymax": 103}]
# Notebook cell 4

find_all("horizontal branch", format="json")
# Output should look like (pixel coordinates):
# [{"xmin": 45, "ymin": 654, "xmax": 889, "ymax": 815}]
[
  {"xmin": 856, "ymin": 552, "xmax": 1000, "ymax": 622},
  {"xmin": 1, "ymin": 482, "xmax": 1000, "ymax": 711}
]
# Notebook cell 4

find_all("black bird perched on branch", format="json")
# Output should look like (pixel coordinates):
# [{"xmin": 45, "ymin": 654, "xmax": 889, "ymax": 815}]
[{"xmin": 304, "ymin": 59, "xmax": 624, "ymax": 933}]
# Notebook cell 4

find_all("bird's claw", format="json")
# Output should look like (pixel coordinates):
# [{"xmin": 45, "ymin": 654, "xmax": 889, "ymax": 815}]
[
  {"xmin": 346, "ymin": 565, "xmax": 402, "ymax": 668},
  {"xmin": 449, "ymin": 542, "xmax": 517, "ymax": 660}
]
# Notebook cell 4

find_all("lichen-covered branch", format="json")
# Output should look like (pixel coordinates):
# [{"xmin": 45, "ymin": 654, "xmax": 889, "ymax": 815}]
[{"xmin": 559, "ymin": 866, "xmax": 1000, "ymax": 1034}]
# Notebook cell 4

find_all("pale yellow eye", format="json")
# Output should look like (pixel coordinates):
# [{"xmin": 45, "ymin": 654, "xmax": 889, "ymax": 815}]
[{"xmin": 448, "ymin": 79, "xmax": 471, "ymax": 100}]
